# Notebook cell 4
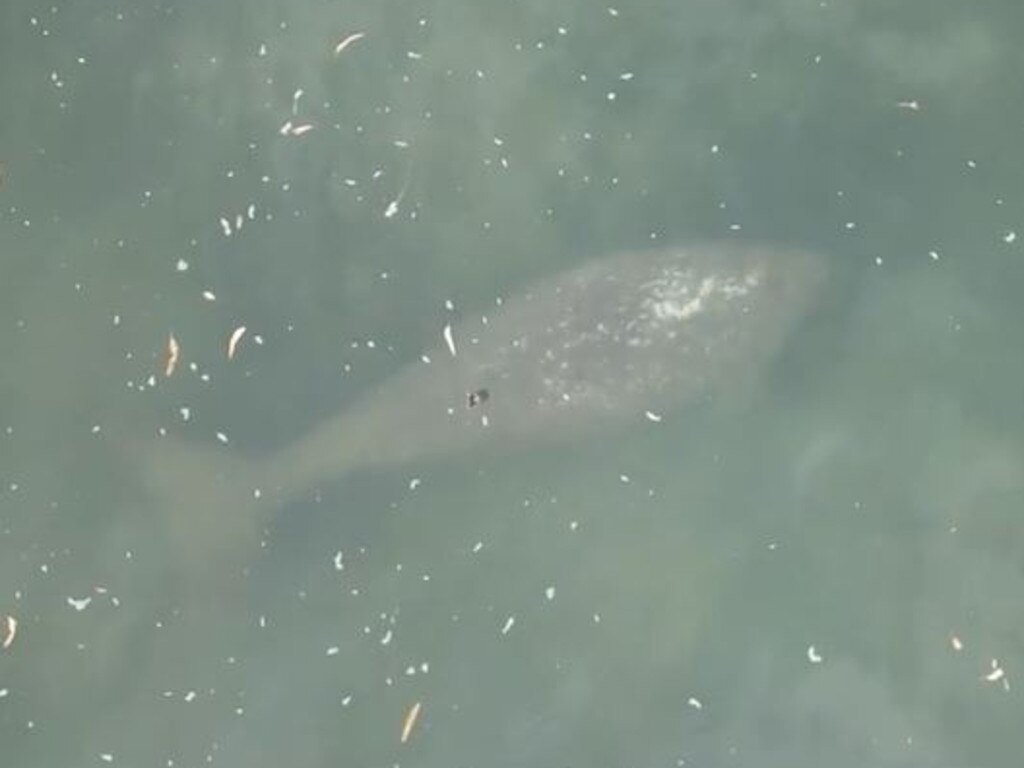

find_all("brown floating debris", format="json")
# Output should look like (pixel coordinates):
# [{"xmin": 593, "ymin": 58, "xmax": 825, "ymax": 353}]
[
  {"xmin": 1, "ymin": 615, "xmax": 16, "ymax": 650},
  {"xmin": 400, "ymin": 700, "xmax": 422, "ymax": 744},
  {"xmin": 333, "ymin": 32, "xmax": 365, "ymax": 56},
  {"xmin": 164, "ymin": 333, "xmax": 181, "ymax": 377},
  {"xmin": 227, "ymin": 326, "xmax": 247, "ymax": 360}
]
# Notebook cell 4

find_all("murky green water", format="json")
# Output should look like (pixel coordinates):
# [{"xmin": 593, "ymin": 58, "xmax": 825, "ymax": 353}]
[{"xmin": 2, "ymin": 0, "xmax": 1023, "ymax": 765}]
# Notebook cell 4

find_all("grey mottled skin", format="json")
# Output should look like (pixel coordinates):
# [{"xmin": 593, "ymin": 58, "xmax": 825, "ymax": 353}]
[{"xmin": 262, "ymin": 243, "xmax": 825, "ymax": 498}]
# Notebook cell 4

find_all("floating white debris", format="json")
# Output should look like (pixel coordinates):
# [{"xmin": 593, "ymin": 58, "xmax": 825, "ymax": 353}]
[
  {"xmin": 442, "ymin": 324, "xmax": 456, "ymax": 357},
  {"xmin": 291, "ymin": 123, "xmax": 314, "ymax": 136},
  {"xmin": 326, "ymin": 646, "xmax": 339, "ymax": 656},
  {"xmin": 291, "ymin": 88, "xmax": 304, "ymax": 115},
  {"xmin": 407, "ymin": 51, "xmax": 423, "ymax": 60},
  {"xmin": 1004, "ymin": 231, "xmax": 1017, "ymax": 244},
  {"xmin": 279, "ymin": 120, "xmax": 294, "ymax": 136},
  {"xmin": 176, "ymin": 258, "xmax": 189, "ymax": 272},
  {"xmin": 929, "ymin": 250, "xmax": 940, "ymax": 261},
  {"xmin": 216, "ymin": 432, "xmax": 229, "ymax": 444},
  {"xmin": 67, "ymin": 596, "xmax": 92, "ymax": 612},
  {"xmin": 984, "ymin": 659, "xmax": 1005, "ymax": 683},
  {"xmin": 409, "ymin": 477, "xmax": 421, "ymax": 490},
  {"xmin": 247, "ymin": 203, "xmax": 256, "ymax": 220},
  {"xmin": 400, "ymin": 700, "xmax": 422, "ymax": 744},
  {"xmin": 950, "ymin": 634, "xmax": 963, "ymax": 651},
  {"xmin": 644, "ymin": 410, "xmax": 663, "ymax": 422},
  {"xmin": 687, "ymin": 696, "xmax": 703, "ymax": 710},
  {"xmin": 896, "ymin": 100, "xmax": 920, "ymax": 111},
  {"xmin": 500, "ymin": 615, "xmax": 515, "ymax": 635},
  {"xmin": 333, "ymin": 32, "xmax": 365, "ymax": 56},
  {"xmin": 179, "ymin": 406, "xmax": 190, "ymax": 421},
  {"xmin": 226, "ymin": 326, "xmax": 247, "ymax": 360},
  {"xmin": 164, "ymin": 334, "xmax": 180, "ymax": 377},
  {"xmin": 219, "ymin": 217, "xmax": 232, "ymax": 236},
  {"xmin": 1, "ymin": 615, "xmax": 17, "ymax": 650},
  {"xmin": 807, "ymin": 645, "xmax": 823, "ymax": 663},
  {"xmin": 333, "ymin": 551, "xmax": 344, "ymax": 571},
  {"xmin": 202, "ymin": 290, "xmax": 216, "ymax": 301},
  {"xmin": 381, "ymin": 629, "xmax": 393, "ymax": 646},
  {"xmin": 384, "ymin": 199, "xmax": 400, "ymax": 218},
  {"xmin": 545, "ymin": 586, "xmax": 556, "ymax": 601}
]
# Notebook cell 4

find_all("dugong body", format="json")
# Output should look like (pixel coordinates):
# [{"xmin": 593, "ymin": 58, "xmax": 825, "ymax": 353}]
[{"xmin": 261, "ymin": 243, "xmax": 826, "ymax": 498}]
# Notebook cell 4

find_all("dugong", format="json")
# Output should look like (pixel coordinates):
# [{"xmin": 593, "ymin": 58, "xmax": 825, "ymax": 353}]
[{"xmin": 142, "ymin": 243, "xmax": 825, "ymax": 570}]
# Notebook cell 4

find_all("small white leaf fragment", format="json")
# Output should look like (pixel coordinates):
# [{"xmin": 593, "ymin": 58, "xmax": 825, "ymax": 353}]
[
  {"xmin": 950, "ymin": 634, "xmax": 963, "ymax": 651},
  {"xmin": 400, "ymin": 700, "xmax": 422, "ymax": 744},
  {"xmin": 326, "ymin": 646, "xmax": 339, "ymax": 656},
  {"xmin": 333, "ymin": 32, "xmax": 365, "ymax": 56},
  {"xmin": 291, "ymin": 123, "xmax": 314, "ymax": 137},
  {"xmin": 1003, "ymin": 231, "xmax": 1017, "ymax": 244},
  {"xmin": 500, "ymin": 615, "xmax": 515, "ymax": 635},
  {"xmin": 442, "ymin": 324, "xmax": 456, "ymax": 357},
  {"xmin": 896, "ymin": 100, "xmax": 920, "ymax": 111},
  {"xmin": 219, "ymin": 217, "xmax": 232, "ymax": 237},
  {"xmin": 544, "ymin": 586, "xmax": 556, "ymax": 601},
  {"xmin": 333, "ymin": 551, "xmax": 344, "ymax": 571},
  {"xmin": 202, "ymin": 290, "xmax": 217, "ymax": 302},
  {"xmin": 807, "ymin": 645, "xmax": 823, "ymax": 663},
  {"xmin": 408, "ymin": 477, "xmax": 421, "ymax": 490},
  {"xmin": 644, "ymin": 410, "xmax": 662, "ymax": 422},
  {"xmin": 1, "ymin": 615, "xmax": 17, "ymax": 650},
  {"xmin": 68, "ymin": 596, "xmax": 92, "ymax": 612},
  {"xmin": 226, "ymin": 326, "xmax": 247, "ymax": 360},
  {"xmin": 164, "ymin": 333, "xmax": 180, "ymax": 377},
  {"xmin": 687, "ymin": 696, "xmax": 703, "ymax": 710},
  {"xmin": 384, "ymin": 199, "xmax": 400, "ymax": 218},
  {"xmin": 983, "ymin": 659, "xmax": 1006, "ymax": 685},
  {"xmin": 216, "ymin": 432, "xmax": 229, "ymax": 444}
]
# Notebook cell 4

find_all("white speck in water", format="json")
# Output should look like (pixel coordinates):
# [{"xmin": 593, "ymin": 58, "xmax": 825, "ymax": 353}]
[
  {"xmin": 443, "ymin": 324, "xmax": 457, "ymax": 357},
  {"xmin": 68, "ymin": 596, "xmax": 92, "ymax": 611},
  {"xmin": 333, "ymin": 551, "xmax": 344, "ymax": 571},
  {"xmin": 176, "ymin": 258, "xmax": 189, "ymax": 272},
  {"xmin": 1003, "ymin": 231, "xmax": 1017, "ymax": 244},
  {"xmin": 545, "ymin": 587, "xmax": 556, "ymax": 601},
  {"xmin": 500, "ymin": 616, "xmax": 515, "ymax": 635},
  {"xmin": 807, "ymin": 645, "xmax": 823, "ymax": 663},
  {"xmin": 687, "ymin": 697, "xmax": 703, "ymax": 710}
]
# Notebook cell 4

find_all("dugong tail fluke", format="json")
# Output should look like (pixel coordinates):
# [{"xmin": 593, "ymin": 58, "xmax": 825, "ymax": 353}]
[{"xmin": 140, "ymin": 243, "xmax": 825, "ymax": 576}]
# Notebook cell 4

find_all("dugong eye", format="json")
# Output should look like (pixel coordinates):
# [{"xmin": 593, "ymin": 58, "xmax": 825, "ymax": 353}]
[{"xmin": 467, "ymin": 388, "xmax": 490, "ymax": 408}]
